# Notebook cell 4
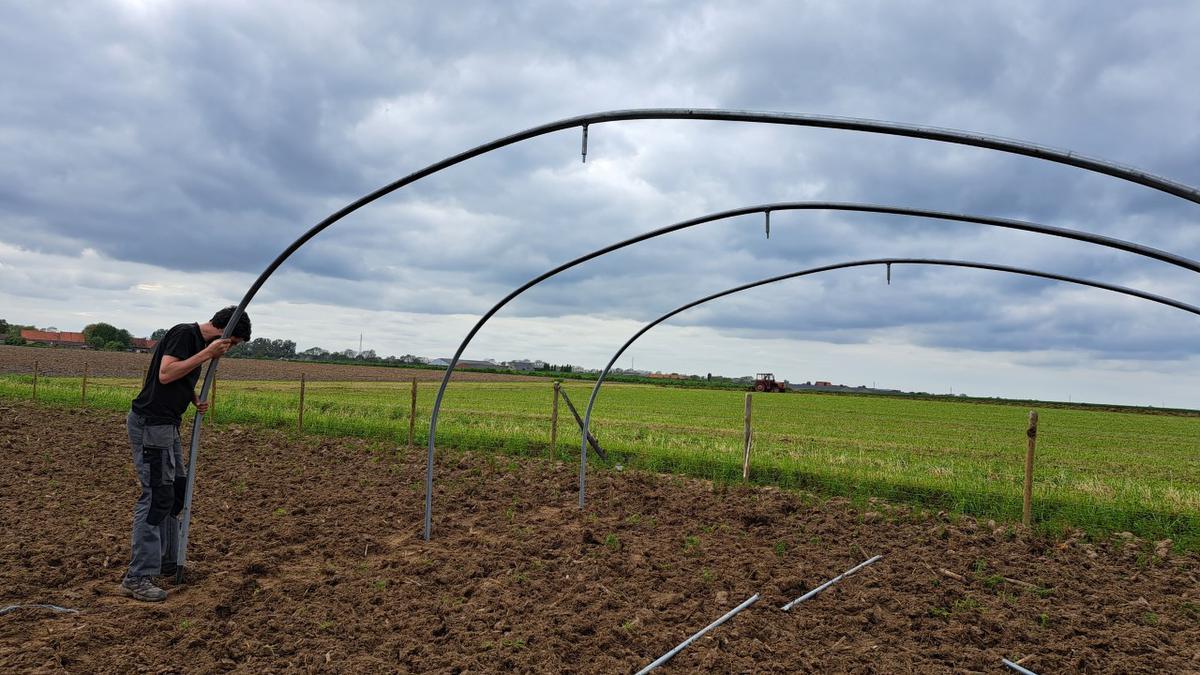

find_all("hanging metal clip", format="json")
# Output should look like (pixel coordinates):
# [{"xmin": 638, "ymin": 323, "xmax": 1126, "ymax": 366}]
[
  {"xmin": 886, "ymin": 262, "xmax": 891, "ymax": 285},
  {"xmin": 765, "ymin": 210, "xmax": 771, "ymax": 239},
  {"xmin": 581, "ymin": 124, "xmax": 589, "ymax": 163}
]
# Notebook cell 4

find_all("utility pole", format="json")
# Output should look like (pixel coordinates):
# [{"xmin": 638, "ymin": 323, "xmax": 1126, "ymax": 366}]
[{"xmin": 359, "ymin": 332, "xmax": 363, "ymax": 356}]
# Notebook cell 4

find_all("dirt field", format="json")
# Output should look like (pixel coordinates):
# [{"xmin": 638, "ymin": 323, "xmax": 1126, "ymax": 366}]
[
  {"xmin": 0, "ymin": 345, "xmax": 539, "ymax": 382},
  {"xmin": 1, "ymin": 401, "xmax": 1198, "ymax": 673}
]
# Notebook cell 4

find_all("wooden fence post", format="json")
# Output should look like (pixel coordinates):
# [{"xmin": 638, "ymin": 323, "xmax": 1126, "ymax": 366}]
[
  {"xmin": 32, "ymin": 360, "xmax": 39, "ymax": 400},
  {"xmin": 408, "ymin": 378, "xmax": 418, "ymax": 446},
  {"xmin": 550, "ymin": 381, "xmax": 561, "ymax": 459},
  {"xmin": 742, "ymin": 393, "xmax": 753, "ymax": 481},
  {"xmin": 298, "ymin": 373, "xmax": 306, "ymax": 431},
  {"xmin": 1023, "ymin": 410, "xmax": 1038, "ymax": 527},
  {"xmin": 81, "ymin": 362, "xmax": 88, "ymax": 404}
]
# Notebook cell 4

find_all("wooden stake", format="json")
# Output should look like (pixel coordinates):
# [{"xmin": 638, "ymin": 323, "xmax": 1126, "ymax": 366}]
[
  {"xmin": 298, "ymin": 373, "xmax": 306, "ymax": 431},
  {"xmin": 81, "ymin": 362, "xmax": 88, "ymax": 404},
  {"xmin": 550, "ymin": 381, "xmax": 561, "ymax": 459},
  {"xmin": 742, "ymin": 393, "xmax": 753, "ymax": 481},
  {"xmin": 32, "ymin": 360, "xmax": 38, "ymax": 400},
  {"xmin": 1023, "ymin": 410, "xmax": 1038, "ymax": 528},
  {"xmin": 408, "ymin": 378, "xmax": 418, "ymax": 447}
]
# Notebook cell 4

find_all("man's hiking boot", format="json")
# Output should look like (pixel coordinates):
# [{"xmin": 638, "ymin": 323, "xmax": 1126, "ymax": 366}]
[{"xmin": 120, "ymin": 576, "xmax": 167, "ymax": 602}]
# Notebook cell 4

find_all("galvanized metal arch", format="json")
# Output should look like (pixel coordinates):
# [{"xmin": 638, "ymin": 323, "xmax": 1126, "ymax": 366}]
[
  {"xmin": 418, "ymin": 203, "xmax": 1200, "ymax": 539},
  {"xmin": 577, "ymin": 257, "xmax": 1200, "ymax": 506},
  {"xmin": 176, "ymin": 109, "xmax": 1200, "ymax": 566}
]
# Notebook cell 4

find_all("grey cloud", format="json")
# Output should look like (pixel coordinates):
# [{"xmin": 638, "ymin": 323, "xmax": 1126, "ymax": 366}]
[{"xmin": 3, "ymin": 0, "xmax": 1200, "ymax": 401}]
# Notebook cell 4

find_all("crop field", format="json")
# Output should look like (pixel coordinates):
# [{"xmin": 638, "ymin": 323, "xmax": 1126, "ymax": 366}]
[{"xmin": 1, "ymin": 354, "xmax": 1198, "ymax": 548}]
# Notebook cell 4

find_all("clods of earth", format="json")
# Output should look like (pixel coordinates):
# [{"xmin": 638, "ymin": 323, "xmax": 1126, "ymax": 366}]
[{"xmin": 1, "ymin": 401, "xmax": 1198, "ymax": 673}]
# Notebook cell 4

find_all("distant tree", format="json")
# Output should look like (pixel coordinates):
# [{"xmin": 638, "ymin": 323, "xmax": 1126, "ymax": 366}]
[
  {"xmin": 299, "ymin": 346, "xmax": 330, "ymax": 360},
  {"xmin": 0, "ymin": 319, "xmax": 10, "ymax": 336},
  {"xmin": 83, "ymin": 323, "xmax": 132, "ymax": 350},
  {"xmin": 103, "ymin": 340, "xmax": 125, "ymax": 351},
  {"xmin": 4, "ymin": 334, "xmax": 25, "ymax": 346},
  {"xmin": 360, "ymin": 349, "xmax": 377, "ymax": 360},
  {"xmin": 150, "ymin": 328, "xmax": 168, "ymax": 341},
  {"xmin": 228, "ymin": 337, "xmax": 296, "ymax": 359},
  {"xmin": 341, "ymin": 349, "xmax": 357, "ymax": 360},
  {"xmin": 270, "ymin": 339, "xmax": 296, "ymax": 358}
]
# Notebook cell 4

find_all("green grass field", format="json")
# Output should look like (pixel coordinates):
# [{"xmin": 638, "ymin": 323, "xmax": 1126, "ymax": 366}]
[{"xmin": 3, "ymin": 374, "xmax": 1197, "ymax": 548}]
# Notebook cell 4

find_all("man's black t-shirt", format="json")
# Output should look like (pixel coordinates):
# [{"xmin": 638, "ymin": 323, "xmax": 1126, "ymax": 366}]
[{"xmin": 131, "ymin": 323, "xmax": 206, "ymax": 426}]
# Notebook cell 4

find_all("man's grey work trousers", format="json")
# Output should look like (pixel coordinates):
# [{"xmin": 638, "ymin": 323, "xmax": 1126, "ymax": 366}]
[{"xmin": 125, "ymin": 411, "xmax": 186, "ymax": 580}]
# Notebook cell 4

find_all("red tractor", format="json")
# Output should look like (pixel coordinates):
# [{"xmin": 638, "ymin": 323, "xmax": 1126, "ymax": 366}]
[{"xmin": 752, "ymin": 373, "xmax": 788, "ymax": 392}]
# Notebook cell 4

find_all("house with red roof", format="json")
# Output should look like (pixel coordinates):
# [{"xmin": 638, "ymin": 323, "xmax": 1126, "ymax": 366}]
[{"xmin": 20, "ymin": 329, "xmax": 87, "ymax": 348}]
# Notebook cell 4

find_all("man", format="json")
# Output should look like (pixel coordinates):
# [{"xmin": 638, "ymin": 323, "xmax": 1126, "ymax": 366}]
[{"xmin": 121, "ymin": 306, "xmax": 251, "ymax": 602}]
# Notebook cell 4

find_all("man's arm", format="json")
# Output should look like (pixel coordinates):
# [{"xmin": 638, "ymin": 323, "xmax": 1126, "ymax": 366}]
[{"xmin": 159, "ymin": 339, "xmax": 234, "ymax": 384}]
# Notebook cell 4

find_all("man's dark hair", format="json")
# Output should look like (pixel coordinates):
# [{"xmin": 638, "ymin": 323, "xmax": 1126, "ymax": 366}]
[{"xmin": 211, "ymin": 306, "xmax": 252, "ymax": 341}]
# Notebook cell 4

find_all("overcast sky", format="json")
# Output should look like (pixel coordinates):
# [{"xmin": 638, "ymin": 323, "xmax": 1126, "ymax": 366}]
[{"xmin": 2, "ymin": 1, "xmax": 1200, "ymax": 407}]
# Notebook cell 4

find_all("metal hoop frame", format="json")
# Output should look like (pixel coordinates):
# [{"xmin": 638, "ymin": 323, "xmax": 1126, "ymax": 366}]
[
  {"xmin": 174, "ymin": 110, "xmax": 1200, "ymax": 569},
  {"xmin": 419, "ymin": 203, "xmax": 1200, "ymax": 538},
  {"xmin": 577, "ymin": 257, "xmax": 1200, "ymax": 506}
]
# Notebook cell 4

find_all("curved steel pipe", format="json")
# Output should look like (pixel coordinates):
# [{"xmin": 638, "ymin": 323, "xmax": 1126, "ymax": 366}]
[
  {"xmin": 578, "ymin": 257, "xmax": 1200, "ymax": 505},
  {"xmin": 174, "ymin": 110, "xmax": 1200, "ymax": 559},
  {"xmin": 424, "ymin": 203, "xmax": 1200, "ymax": 538}
]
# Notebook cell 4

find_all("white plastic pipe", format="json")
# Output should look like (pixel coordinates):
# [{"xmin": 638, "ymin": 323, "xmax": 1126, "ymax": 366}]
[
  {"xmin": 1002, "ymin": 658, "xmax": 1039, "ymax": 675},
  {"xmin": 636, "ymin": 593, "xmax": 760, "ymax": 674},
  {"xmin": 781, "ymin": 555, "xmax": 882, "ymax": 610}
]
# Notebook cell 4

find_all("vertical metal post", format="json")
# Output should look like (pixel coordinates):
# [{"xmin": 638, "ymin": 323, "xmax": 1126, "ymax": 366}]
[
  {"xmin": 742, "ymin": 393, "xmax": 753, "ymax": 481},
  {"xmin": 31, "ymin": 360, "xmax": 38, "ymax": 400},
  {"xmin": 210, "ymin": 374, "xmax": 217, "ymax": 422},
  {"xmin": 81, "ymin": 362, "xmax": 88, "ymax": 404},
  {"xmin": 1024, "ymin": 410, "xmax": 1038, "ymax": 527},
  {"xmin": 298, "ymin": 373, "xmax": 306, "ymax": 431},
  {"xmin": 408, "ymin": 378, "xmax": 417, "ymax": 446},
  {"xmin": 578, "ymin": 409, "xmax": 588, "ymax": 509},
  {"xmin": 551, "ymin": 381, "xmax": 561, "ymax": 459}
]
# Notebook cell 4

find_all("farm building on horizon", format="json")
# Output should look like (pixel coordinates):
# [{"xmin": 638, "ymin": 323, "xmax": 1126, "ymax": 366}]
[
  {"xmin": 20, "ymin": 329, "xmax": 87, "ymax": 348},
  {"xmin": 19, "ymin": 329, "xmax": 157, "ymax": 352}
]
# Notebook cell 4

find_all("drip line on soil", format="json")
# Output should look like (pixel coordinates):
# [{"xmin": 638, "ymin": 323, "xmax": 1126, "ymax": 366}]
[
  {"xmin": 635, "ymin": 593, "xmax": 760, "ymax": 673},
  {"xmin": 0, "ymin": 604, "xmax": 79, "ymax": 616},
  {"xmin": 781, "ymin": 555, "xmax": 883, "ymax": 611},
  {"xmin": 1002, "ymin": 658, "xmax": 1039, "ymax": 675}
]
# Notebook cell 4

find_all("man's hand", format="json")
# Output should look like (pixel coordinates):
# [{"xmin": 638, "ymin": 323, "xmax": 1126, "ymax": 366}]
[
  {"xmin": 193, "ymin": 394, "xmax": 210, "ymax": 414},
  {"xmin": 204, "ymin": 338, "xmax": 235, "ymax": 359}
]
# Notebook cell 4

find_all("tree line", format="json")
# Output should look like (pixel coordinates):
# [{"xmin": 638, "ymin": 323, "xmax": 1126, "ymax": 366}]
[{"xmin": 1, "ymin": 317, "xmax": 568, "ymax": 372}]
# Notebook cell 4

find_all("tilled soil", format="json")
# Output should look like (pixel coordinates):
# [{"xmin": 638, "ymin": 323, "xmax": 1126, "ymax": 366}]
[
  {"xmin": 0, "ymin": 401, "xmax": 1197, "ymax": 673},
  {"xmin": 0, "ymin": 345, "xmax": 540, "ymax": 382}
]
